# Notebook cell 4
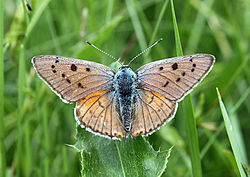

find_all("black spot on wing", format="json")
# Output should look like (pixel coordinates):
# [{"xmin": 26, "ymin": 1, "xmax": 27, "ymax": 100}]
[
  {"xmin": 98, "ymin": 101, "xmax": 104, "ymax": 108},
  {"xmin": 78, "ymin": 83, "xmax": 84, "ymax": 88},
  {"xmin": 172, "ymin": 63, "xmax": 178, "ymax": 70},
  {"xmin": 71, "ymin": 64, "xmax": 77, "ymax": 71},
  {"xmin": 163, "ymin": 81, "xmax": 169, "ymax": 87},
  {"xmin": 66, "ymin": 79, "xmax": 71, "ymax": 83},
  {"xmin": 148, "ymin": 95, "xmax": 154, "ymax": 104}
]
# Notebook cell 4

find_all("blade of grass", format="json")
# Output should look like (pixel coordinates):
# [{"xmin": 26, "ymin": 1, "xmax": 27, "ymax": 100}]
[
  {"xmin": 25, "ymin": 0, "xmax": 51, "ymax": 40},
  {"xmin": 0, "ymin": 0, "xmax": 6, "ymax": 176},
  {"xmin": 158, "ymin": 126, "xmax": 192, "ymax": 174},
  {"xmin": 42, "ymin": 100, "xmax": 49, "ymax": 177},
  {"xmin": 200, "ymin": 123, "xmax": 224, "ymax": 159},
  {"xmin": 201, "ymin": 86, "xmax": 250, "ymax": 163},
  {"xmin": 145, "ymin": 0, "xmax": 169, "ymax": 60},
  {"xmin": 170, "ymin": 0, "xmax": 183, "ymax": 55},
  {"xmin": 230, "ymin": 113, "xmax": 248, "ymax": 165},
  {"xmin": 46, "ymin": 8, "xmax": 62, "ymax": 54},
  {"xmin": 231, "ymin": 86, "xmax": 250, "ymax": 114},
  {"xmin": 181, "ymin": 97, "xmax": 202, "ymax": 177},
  {"xmin": 242, "ymin": 164, "xmax": 250, "ymax": 177},
  {"xmin": 24, "ymin": 115, "xmax": 31, "ymax": 177},
  {"xmin": 125, "ymin": 0, "xmax": 148, "ymax": 64},
  {"xmin": 191, "ymin": 0, "xmax": 232, "ymax": 58},
  {"xmin": 170, "ymin": 0, "xmax": 202, "ymax": 177},
  {"xmin": 135, "ymin": 5, "xmax": 152, "ymax": 44},
  {"xmin": 149, "ymin": 0, "xmax": 169, "ymax": 45},
  {"xmin": 16, "ymin": 3, "xmax": 32, "ymax": 176},
  {"xmin": 216, "ymin": 88, "xmax": 247, "ymax": 177},
  {"xmin": 62, "ymin": 146, "xmax": 69, "ymax": 175},
  {"xmin": 17, "ymin": 43, "xmax": 26, "ymax": 177},
  {"xmin": 21, "ymin": 0, "xmax": 30, "ymax": 25},
  {"xmin": 75, "ymin": 11, "xmax": 124, "ymax": 60},
  {"xmin": 105, "ymin": 0, "xmax": 114, "ymax": 23},
  {"xmin": 186, "ymin": 0, "xmax": 215, "ymax": 53}
]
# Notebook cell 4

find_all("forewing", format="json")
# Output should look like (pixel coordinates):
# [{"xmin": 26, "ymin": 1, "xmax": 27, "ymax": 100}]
[
  {"xmin": 75, "ymin": 90, "xmax": 126, "ymax": 139},
  {"xmin": 131, "ymin": 89, "xmax": 177, "ymax": 137},
  {"xmin": 32, "ymin": 55, "xmax": 115, "ymax": 103},
  {"xmin": 136, "ymin": 54, "xmax": 215, "ymax": 102}
]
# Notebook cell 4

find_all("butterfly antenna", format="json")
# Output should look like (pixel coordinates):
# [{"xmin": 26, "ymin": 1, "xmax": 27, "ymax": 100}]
[
  {"xmin": 127, "ymin": 38, "xmax": 163, "ymax": 66},
  {"xmin": 86, "ymin": 41, "xmax": 122, "ymax": 65}
]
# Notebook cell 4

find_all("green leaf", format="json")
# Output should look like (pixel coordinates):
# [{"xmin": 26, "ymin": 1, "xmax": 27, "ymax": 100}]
[{"xmin": 74, "ymin": 127, "xmax": 172, "ymax": 177}]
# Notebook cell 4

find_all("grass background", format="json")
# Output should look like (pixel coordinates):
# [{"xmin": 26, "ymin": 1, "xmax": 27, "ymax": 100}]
[{"xmin": 1, "ymin": 0, "xmax": 250, "ymax": 176}]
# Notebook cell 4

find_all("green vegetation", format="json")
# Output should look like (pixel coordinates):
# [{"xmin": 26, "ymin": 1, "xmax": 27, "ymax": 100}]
[{"xmin": 1, "ymin": 0, "xmax": 250, "ymax": 176}]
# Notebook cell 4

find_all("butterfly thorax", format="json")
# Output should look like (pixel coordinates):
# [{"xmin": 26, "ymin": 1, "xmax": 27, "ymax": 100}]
[
  {"xmin": 114, "ymin": 66, "xmax": 137, "ymax": 132},
  {"xmin": 114, "ymin": 66, "xmax": 137, "ymax": 94}
]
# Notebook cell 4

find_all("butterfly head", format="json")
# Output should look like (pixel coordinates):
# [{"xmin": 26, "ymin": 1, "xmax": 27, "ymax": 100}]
[{"xmin": 114, "ymin": 66, "xmax": 137, "ymax": 94}]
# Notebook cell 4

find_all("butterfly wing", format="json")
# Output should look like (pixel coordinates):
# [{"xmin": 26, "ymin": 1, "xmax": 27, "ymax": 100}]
[
  {"xmin": 75, "ymin": 90, "xmax": 126, "ymax": 139},
  {"xmin": 131, "ymin": 89, "xmax": 177, "ymax": 137},
  {"xmin": 132, "ymin": 54, "xmax": 215, "ymax": 136},
  {"xmin": 32, "ymin": 55, "xmax": 115, "ymax": 103},
  {"xmin": 136, "ymin": 54, "xmax": 215, "ymax": 102}
]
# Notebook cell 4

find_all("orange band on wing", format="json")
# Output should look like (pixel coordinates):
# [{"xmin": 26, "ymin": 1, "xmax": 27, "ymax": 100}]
[
  {"xmin": 80, "ymin": 90, "xmax": 107, "ymax": 107},
  {"xmin": 76, "ymin": 90, "xmax": 127, "ymax": 139},
  {"xmin": 152, "ymin": 91, "xmax": 163, "ymax": 98}
]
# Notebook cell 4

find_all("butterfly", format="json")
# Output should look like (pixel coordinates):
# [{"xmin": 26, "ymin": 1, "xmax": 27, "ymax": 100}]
[{"xmin": 32, "ymin": 40, "xmax": 215, "ymax": 139}]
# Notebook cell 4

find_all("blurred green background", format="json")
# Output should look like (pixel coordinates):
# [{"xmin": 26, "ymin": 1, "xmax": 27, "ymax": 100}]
[{"xmin": 1, "ymin": 0, "xmax": 250, "ymax": 176}]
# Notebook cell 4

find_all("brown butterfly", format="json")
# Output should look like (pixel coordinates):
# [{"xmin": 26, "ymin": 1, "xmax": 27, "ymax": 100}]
[{"xmin": 32, "ymin": 40, "xmax": 215, "ymax": 139}]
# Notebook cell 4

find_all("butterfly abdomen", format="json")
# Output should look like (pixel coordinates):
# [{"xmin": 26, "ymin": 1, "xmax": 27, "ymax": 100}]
[
  {"xmin": 114, "ymin": 66, "xmax": 137, "ymax": 132},
  {"xmin": 118, "ymin": 94, "xmax": 134, "ymax": 132}
]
